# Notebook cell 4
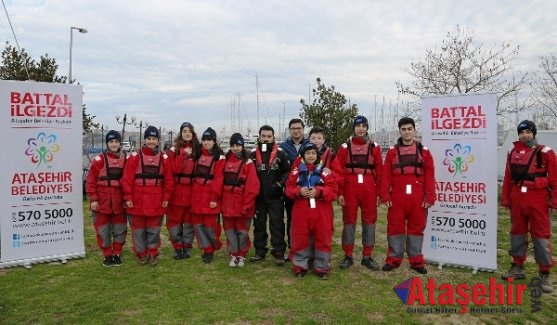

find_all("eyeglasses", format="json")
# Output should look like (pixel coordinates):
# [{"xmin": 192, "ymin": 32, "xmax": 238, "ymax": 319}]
[{"xmin": 289, "ymin": 127, "xmax": 303, "ymax": 131}]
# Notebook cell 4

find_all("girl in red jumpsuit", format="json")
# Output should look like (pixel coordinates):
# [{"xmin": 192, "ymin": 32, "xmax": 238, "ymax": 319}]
[
  {"xmin": 122, "ymin": 126, "xmax": 174, "ymax": 266},
  {"xmin": 166, "ymin": 122, "xmax": 200, "ymax": 260},
  {"xmin": 285, "ymin": 143, "xmax": 337, "ymax": 279},
  {"xmin": 191, "ymin": 127, "xmax": 225, "ymax": 263},
  {"xmin": 85, "ymin": 130, "xmax": 127, "ymax": 267},
  {"xmin": 221, "ymin": 133, "xmax": 260, "ymax": 267}
]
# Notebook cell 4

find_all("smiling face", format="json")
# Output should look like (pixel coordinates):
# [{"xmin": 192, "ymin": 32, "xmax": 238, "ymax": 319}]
[
  {"xmin": 181, "ymin": 127, "xmax": 193, "ymax": 141},
  {"xmin": 230, "ymin": 143, "xmax": 243, "ymax": 154},
  {"xmin": 145, "ymin": 136, "xmax": 159, "ymax": 149},
  {"xmin": 303, "ymin": 149, "xmax": 318, "ymax": 164},
  {"xmin": 107, "ymin": 139, "xmax": 121, "ymax": 152},
  {"xmin": 354, "ymin": 123, "xmax": 368, "ymax": 137},
  {"xmin": 309, "ymin": 132, "xmax": 325, "ymax": 150},
  {"xmin": 518, "ymin": 129, "xmax": 534, "ymax": 144}
]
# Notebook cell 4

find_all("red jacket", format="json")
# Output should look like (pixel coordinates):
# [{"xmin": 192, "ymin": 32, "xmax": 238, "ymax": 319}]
[
  {"xmin": 285, "ymin": 160, "xmax": 337, "ymax": 216},
  {"xmin": 167, "ymin": 145, "xmax": 196, "ymax": 207},
  {"xmin": 502, "ymin": 141, "xmax": 557, "ymax": 208},
  {"xmin": 85, "ymin": 151, "xmax": 126, "ymax": 214},
  {"xmin": 191, "ymin": 148, "xmax": 225, "ymax": 214},
  {"xmin": 221, "ymin": 152, "xmax": 260, "ymax": 217},
  {"xmin": 331, "ymin": 136, "xmax": 383, "ymax": 196},
  {"xmin": 122, "ymin": 147, "xmax": 174, "ymax": 217},
  {"xmin": 379, "ymin": 141, "xmax": 436, "ymax": 205}
]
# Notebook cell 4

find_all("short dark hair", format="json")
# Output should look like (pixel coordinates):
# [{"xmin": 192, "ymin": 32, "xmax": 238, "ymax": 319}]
[
  {"xmin": 288, "ymin": 118, "xmax": 304, "ymax": 128},
  {"xmin": 309, "ymin": 126, "xmax": 326, "ymax": 137},
  {"xmin": 259, "ymin": 125, "xmax": 275, "ymax": 135},
  {"xmin": 398, "ymin": 117, "xmax": 415, "ymax": 129}
]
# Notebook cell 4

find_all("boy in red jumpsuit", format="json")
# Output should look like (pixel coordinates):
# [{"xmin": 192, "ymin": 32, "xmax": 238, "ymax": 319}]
[
  {"xmin": 191, "ymin": 127, "xmax": 226, "ymax": 264},
  {"xmin": 221, "ymin": 133, "xmax": 260, "ymax": 267},
  {"xmin": 166, "ymin": 122, "xmax": 200, "ymax": 260},
  {"xmin": 86, "ymin": 130, "xmax": 127, "ymax": 267},
  {"xmin": 332, "ymin": 115, "xmax": 383, "ymax": 270},
  {"xmin": 379, "ymin": 117, "xmax": 436, "ymax": 274},
  {"xmin": 286, "ymin": 143, "xmax": 337, "ymax": 279},
  {"xmin": 122, "ymin": 126, "xmax": 174, "ymax": 266},
  {"xmin": 501, "ymin": 120, "xmax": 557, "ymax": 293}
]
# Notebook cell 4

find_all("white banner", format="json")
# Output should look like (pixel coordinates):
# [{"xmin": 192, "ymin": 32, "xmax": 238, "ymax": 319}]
[
  {"xmin": 0, "ymin": 80, "xmax": 85, "ymax": 268},
  {"xmin": 422, "ymin": 93, "xmax": 498, "ymax": 272}
]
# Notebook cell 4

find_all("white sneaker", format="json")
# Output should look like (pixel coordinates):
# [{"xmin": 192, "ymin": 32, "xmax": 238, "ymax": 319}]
[
  {"xmin": 229, "ymin": 256, "xmax": 238, "ymax": 267},
  {"xmin": 237, "ymin": 256, "xmax": 245, "ymax": 267}
]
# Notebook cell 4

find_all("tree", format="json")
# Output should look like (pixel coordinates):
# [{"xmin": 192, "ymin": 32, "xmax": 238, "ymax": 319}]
[
  {"xmin": 531, "ymin": 55, "xmax": 557, "ymax": 130},
  {"xmin": 1, "ymin": 41, "xmax": 97, "ymax": 134},
  {"xmin": 300, "ymin": 78, "xmax": 359, "ymax": 150},
  {"xmin": 396, "ymin": 26, "xmax": 529, "ymax": 117}
]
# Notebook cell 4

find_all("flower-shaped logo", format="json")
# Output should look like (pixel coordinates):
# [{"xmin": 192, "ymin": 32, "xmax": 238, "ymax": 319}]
[
  {"xmin": 443, "ymin": 143, "xmax": 474, "ymax": 177},
  {"xmin": 25, "ymin": 132, "xmax": 60, "ymax": 168}
]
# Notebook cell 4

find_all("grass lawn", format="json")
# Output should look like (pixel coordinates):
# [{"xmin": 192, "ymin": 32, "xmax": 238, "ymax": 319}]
[{"xmin": 0, "ymin": 198, "xmax": 556, "ymax": 324}]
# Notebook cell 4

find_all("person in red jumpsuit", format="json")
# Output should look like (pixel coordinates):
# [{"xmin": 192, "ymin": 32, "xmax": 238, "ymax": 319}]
[
  {"xmin": 191, "ymin": 127, "xmax": 225, "ymax": 264},
  {"xmin": 332, "ymin": 115, "xmax": 383, "ymax": 270},
  {"xmin": 379, "ymin": 117, "xmax": 436, "ymax": 274},
  {"xmin": 501, "ymin": 120, "xmax": 557, "ymax": 293},
  {"xmin": 286, "ymin": 143, "xmax": 337, "ymax": 279},
  {"xmin": 122, "ymin": 126, "xmax": 174, "ymax": 266},
  {"xmin": 221, "ymin": 133, "xmax": 260, "ymax": 267},
  {"xmin": 166, "ymin": 122, "xmax": 200, "ymax": 260},
  {"xmin": 85, "ymin": 130, "xmax": 127, "ymax": 267}
]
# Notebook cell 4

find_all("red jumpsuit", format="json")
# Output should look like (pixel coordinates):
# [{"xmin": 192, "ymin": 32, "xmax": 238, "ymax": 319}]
[
  {"xmin": 191, "ymin": 149, "xmax": 225, "ymax": 254},
  {"xmin": 332, "ymin": 136, "xmax": 382, "ymax": 257},
  {"xmin": 85, "ymin": 151, "xmax": 127, "ymax": 257},
  {"xmin": 285, "ymin": 161, "xmax": 337, "ymax": 275},
  {"xmin": 221, "ymin": 152, "xmax": 260, "ymax": 258},
  {"xmin": 380, "ymin": 141, "xmax": 436, "ymax": 269},
  {"xmin": 122, "ymin": 147, "xmax": 174, "ymax": 259},
  {"xmin": 166, "ymin": 144, "xmax": 196, "ymax": 252},
  {"xmin": 501, "ymin": 141, "xmax": 557, "ymax": 272}
]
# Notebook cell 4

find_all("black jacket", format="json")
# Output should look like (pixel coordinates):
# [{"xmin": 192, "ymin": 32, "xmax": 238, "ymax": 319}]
[{"xmin": 250, "ymin": 143, "xmax": 291, "ymax": 202}]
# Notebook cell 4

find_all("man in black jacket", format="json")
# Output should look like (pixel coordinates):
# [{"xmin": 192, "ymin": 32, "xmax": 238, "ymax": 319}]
[{"xmin": 249, "ymin": 125, "xmax": 291, "ymax": 266}]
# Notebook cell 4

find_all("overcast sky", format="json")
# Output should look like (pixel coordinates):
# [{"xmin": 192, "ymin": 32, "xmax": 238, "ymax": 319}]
[{"xmin": 3, "ymin": 0, "xmax": 556, "ymax": 138}]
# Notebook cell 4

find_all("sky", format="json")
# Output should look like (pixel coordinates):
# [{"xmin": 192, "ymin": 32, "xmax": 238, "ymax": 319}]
[{"xmin": 2, "ymin": 0, "xmax": 557, "ymax": 140}]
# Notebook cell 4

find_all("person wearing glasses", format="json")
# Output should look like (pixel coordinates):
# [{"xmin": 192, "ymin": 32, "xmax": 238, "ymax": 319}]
[{"xmin": 280, "ymin": 118, "xmax": 310, "ymax": 255}]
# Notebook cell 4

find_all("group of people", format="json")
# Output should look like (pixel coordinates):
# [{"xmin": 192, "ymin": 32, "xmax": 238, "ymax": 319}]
[{"xmin": 85, "ymin": 116, "xmax": 556, "ymax": 291}]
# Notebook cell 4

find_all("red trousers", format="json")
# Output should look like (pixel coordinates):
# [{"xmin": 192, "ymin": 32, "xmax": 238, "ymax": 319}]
[
  {"xmin": 129, "ymin": 215, "xmax": 163, "ymax": 257},
  {"xmin": 92, "ymin": 211, "xmax": 127, "ymax": 257},
  {"xmin": 192, "ymin": 214, "xmax": 222, "ymax": 254},
  {"xmin": 223, "ymin": 216, "xmax": 251, "ymax": 257}
]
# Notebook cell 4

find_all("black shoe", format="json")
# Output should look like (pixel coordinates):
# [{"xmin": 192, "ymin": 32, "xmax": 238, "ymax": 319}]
[
  {"xmin": 319, "ymin": 272, "xmax": 329, "ymax": 280},
  {"xmin": 112, "ymin": 254, "xmax": 122, "ymax": 266},
  {"xmin": 295, "ymin": 271, "xmax": 306, "ymax": 278},
  {"xmin": 382, "ymin": 263, "xmax": 395, "ymax": 272},
  {"xmin": 182, "ymin": 249, "xmax": 191, "ymax": 259},
  {"xmin": 412, "ymin": 266, "xmax": 428, "ymax": 274},
  {"xmin": 149, "ymin": 255, "xmax": 158, "ymax": 266},
  {"xmin": 361, "ymin": 257, "xmax": 380, "ymax": 270},
  {"xmin": 138, "ymin": 255, "xmax": 149, "ymax": 266},
  {"xmin": 102, "ymin": 256, "xmax": 113, "ymax": 267},
  {"xmin": 173, "ymin": 249, "xmax": 184, "ymax": 260},
  {"xmin": 339, "ymin": 256, "xmax": 354, "ymax": 269},
  {"xmin": 275, "ymin": 256, "xmax": 285, "ymax": 266},
  {"xmin": 202, "ymin": 253, "xmax": 214, "ymax": 264},
  {"xmin": 250, "ymin": 254, "xmax": 265, "ymax": 262}
]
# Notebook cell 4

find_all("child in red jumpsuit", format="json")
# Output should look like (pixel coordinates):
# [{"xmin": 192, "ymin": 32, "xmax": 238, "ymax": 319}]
[
  {"xmin": 221, "ymin": 133, "xmax": 260, "ymax": 267},
  {"xmin": 166, "ymin": 122, "xmax": 200, "ymax": 260},
  {"xmin": 285, "ymin": 143, "xmax": 337, "ymax": 279},
  {"xmin": 86, "ymin": 130, "xmax": 127, "ymax": 267},
  {"xmin": 122, "ymin": 126, "xmax": 174, "ymax": 266},
  {"xmin": 191, "ymin": 127, "xmax": 225, "ymax": 263}
]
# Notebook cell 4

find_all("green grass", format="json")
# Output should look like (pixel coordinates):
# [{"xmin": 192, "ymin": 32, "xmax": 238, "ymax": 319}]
[{"xmin": 0, "ymin": 199, "xmax": 556, "ymax": 324}]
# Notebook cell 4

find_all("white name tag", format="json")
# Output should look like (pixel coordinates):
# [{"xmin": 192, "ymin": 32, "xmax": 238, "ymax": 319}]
[
  {"xmin": 521, "ymin": 186, "xmax": 527, "ymax": 193},
  {"xmin": 358, "ymin": 174, "xmax": 363, "ymax": 184},
  {"xmin": 261, "ymin": 143, "xmax": 267, "ymax": 152},
  {"xmin": 406, "ymin": 184, "xmax": 412, "ymax": 194},
  {"xmin": 309, "ymin": 198, "xmax": 316, "ymax": 209}
]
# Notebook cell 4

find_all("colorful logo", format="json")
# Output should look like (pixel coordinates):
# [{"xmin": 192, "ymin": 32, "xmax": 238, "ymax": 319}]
[
  {"xmin": 24, "ymin": 132, "xmax": 60, "ymax": 169},
  {"xmin": 443, "ymin": 144, "xmax": 474, "ymax": 177},
  {"xmin": 393, "ymin": 278, "xmax": 413, "ymax": 304}
]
